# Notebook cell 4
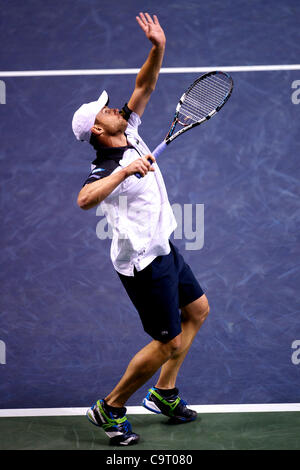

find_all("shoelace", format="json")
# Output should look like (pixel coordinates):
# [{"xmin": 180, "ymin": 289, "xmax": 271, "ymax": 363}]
[
  {"xmin": 121, "ymin": 419, "xmax": 131, "ymax": 434},
  {"xmin": 177, "ymin": 398, "xmax": 192, "ymax": 412}
]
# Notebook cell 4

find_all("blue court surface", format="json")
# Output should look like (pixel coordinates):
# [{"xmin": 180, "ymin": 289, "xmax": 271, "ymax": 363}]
[{"xmin": 0, "ymin": 0, "xmax": 299, "ymax": 451}]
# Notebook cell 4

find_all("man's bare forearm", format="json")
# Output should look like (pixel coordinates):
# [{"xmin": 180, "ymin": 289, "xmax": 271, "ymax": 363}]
[
  {"xmin": 135, "ymin": 43, "xmax": 165, "ymax": 92},
  {"xmin": 77, "ymin": 168, "xmax": 128, "ymax": 210},
  {"xmin": 77, "ymin": 155, "xmax": 156, "ymax": 210}
]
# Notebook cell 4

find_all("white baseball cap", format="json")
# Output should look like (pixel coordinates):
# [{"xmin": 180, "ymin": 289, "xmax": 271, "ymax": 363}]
[{"xmin": 72, "ymin": 90, "xmax": 109, "ymax": 142}]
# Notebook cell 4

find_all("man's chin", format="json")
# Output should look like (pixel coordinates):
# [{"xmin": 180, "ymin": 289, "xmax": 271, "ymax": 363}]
[{"xmin": 121, "ymin": 121, "xmax": 128, "ymax": 132}]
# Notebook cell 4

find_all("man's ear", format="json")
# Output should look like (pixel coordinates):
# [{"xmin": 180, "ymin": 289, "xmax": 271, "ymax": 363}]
[{"xmin": 91, "ymin": 125, "xmax": 103, "ymax": 136}]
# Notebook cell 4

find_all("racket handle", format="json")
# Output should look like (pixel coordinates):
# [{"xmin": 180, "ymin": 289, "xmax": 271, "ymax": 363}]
[
  {"xmin": 134, "ymin": 140, "xmax": 167, "ymax": 179},
  {"xmin": 152, "ymin": 140, "xmax": 167, "ymax": 158}
]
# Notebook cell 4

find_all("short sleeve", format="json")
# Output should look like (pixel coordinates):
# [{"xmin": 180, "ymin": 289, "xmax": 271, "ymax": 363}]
[
  {"xmin": 126, "ymin": 112, "xmax": 142, "ymax": 133},
  {"xmin": 82, "ymin": 166, "xmax": 113, "ymax": 186}
]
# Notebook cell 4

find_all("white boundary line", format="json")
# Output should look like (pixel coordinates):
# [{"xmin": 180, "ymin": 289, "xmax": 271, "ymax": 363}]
[
  {"xmin": 0, "ymin": 64, "xmax": 300, "ymax": 77},
  {"xmin": 0, "ymin": 403, "xmax": 300, "ymax": 417}
]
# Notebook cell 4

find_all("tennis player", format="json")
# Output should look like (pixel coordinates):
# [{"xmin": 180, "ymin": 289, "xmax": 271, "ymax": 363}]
[{"xmin": 72, "ymin": 13, "xmax": 209, "ymax": 446}]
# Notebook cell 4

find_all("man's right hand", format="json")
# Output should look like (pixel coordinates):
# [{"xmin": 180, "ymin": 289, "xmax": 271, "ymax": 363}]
[{"xmin": 125, "ymin": 154, "xmax": 156, "ymax": 178}]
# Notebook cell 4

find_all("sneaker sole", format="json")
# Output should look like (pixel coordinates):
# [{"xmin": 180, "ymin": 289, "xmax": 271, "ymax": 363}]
[
  {"xmin": 168, "ymin": 414, "xmax": 197, "ymax": 424},
  {"xmin": 86, "ymin": 406, "xmax": 140, "ymax": 446},
  {"xmin": 142, "ymin": 398, "xmax": 162, "ymax": 414},
  {"xmin": 143, "ymin": 397, "xmax": 198, "ymax": 423},
  {"xmin": 110, "ymin": 434, "xmax": 140, "ymax": 446},
  {"xmin": 86, "ymin": 408, "xmax": 100, "ymax": 426}
]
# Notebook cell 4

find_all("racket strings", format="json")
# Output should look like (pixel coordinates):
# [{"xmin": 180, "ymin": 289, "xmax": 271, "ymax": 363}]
[{"xmin": 178, "ymin": 74, "xmax": 232, "ymax": 125}]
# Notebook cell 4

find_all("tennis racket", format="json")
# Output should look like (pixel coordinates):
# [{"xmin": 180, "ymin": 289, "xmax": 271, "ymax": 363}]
[{"xmin": 135, "ymin": 70, "xmax": 233, "ymax": 178}]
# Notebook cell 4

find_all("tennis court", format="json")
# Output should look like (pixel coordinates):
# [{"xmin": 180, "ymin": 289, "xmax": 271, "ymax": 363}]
[
  {"xmin": 0, "ymin": 0, "xmax": 299, "ymax": 452},
  {"xmin": 1, "ymin": 406, "xmax": 300, "ymax": 450}
]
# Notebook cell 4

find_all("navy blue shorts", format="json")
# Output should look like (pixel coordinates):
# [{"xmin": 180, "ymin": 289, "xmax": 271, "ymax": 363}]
[{"xmin": 117, "ymin": 242, "xmax": 204, "ymax": 342}]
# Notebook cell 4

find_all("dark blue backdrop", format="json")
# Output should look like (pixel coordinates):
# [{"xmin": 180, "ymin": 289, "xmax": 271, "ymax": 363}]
[{"xmin": 0, "ymin": 0, "xmax": 299, "ymax": 408}]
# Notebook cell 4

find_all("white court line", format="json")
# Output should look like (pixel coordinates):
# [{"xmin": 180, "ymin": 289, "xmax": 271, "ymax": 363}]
[
  {"xmin": 0, "ymin": 64, "xmax": 300, "ymax": 77},
  {"xmin": 0, "ymin": 403, "xmax": 300, "ymax": 417}
]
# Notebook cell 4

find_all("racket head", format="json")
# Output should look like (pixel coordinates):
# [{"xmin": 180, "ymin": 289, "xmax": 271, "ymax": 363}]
[{"xmin": 167, "ymin": 71, "xmax": 233, "ymax": 140}]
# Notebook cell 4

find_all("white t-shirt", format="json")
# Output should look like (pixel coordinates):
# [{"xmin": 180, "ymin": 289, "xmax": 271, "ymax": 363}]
[{"xmin": 88, "ymin": 111, "xmax": 177, "ymax": 276}]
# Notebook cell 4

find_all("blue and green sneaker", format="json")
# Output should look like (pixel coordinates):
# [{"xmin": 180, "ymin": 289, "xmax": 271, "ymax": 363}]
[
  {"xmin": 86, "ymin": 399, "xmax": 139, "ymax": 446},
  {"xmin": 142, "ymin": 387, "xmax": 197, "ymax": 423}
]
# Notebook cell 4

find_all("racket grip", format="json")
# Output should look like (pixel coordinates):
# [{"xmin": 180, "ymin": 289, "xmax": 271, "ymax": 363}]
[
  {"xmin": 134, "ymin": 141, "xmax": 167, "ymax": 179},
  {"xmin": 152, "ymin": 140, "xmax": 167, "ymax": 158}
]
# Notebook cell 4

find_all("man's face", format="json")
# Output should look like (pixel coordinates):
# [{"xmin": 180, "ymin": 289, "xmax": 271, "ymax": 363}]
[{"xmin": 95, "ymin": 106, "xmax": 127, "ymax": 135}]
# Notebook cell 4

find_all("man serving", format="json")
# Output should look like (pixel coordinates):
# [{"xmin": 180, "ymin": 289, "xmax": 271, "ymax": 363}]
[{"xmin": 72, "ymin": 13, "xmax": 209, "ymax": 446}]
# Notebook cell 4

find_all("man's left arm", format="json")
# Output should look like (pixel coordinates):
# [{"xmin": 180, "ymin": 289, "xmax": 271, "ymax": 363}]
[{"xmin": 128, "ymin": 13, "xmax": 166, "ymax": 117}]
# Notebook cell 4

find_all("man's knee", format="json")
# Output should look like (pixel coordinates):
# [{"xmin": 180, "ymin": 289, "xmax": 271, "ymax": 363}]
[
  {"xmin": 182, "ymin": 294, "xmax": 210, "ymax": 326},
  {"xmin": 195, "ymin": 295, "xmax": 210, "ymax": 325},
  {"xmin": 159, "ymin": 333, "xmax": 182, "ymax": 359},
  {"xmin": 201, "ymin": 296, "xmax": 210, "ymax": 319}
]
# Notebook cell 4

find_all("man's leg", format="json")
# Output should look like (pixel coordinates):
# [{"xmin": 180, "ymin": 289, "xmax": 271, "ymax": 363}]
[
  {"xmin": 105, "ymin": 295, "xmax": 209, "ymax": 408},
  {"xmin": 105, "ymin": 333, "xmax": 182, "ymax": 408},
  {"xmin": 155, "ymin": 294, "xmax": 209, "ymax": 389},
  {"xmin": 86, "ymin": 336, "xmax": 183, "ymax": 447}
]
